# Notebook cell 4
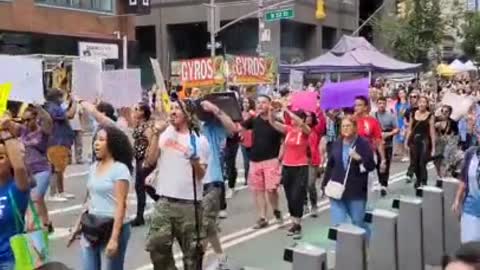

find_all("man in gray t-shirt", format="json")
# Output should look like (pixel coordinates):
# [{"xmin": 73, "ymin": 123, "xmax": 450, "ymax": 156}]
[{"xmin": 374, "ymin": 97, "xmax": 399, "ymax": 196}]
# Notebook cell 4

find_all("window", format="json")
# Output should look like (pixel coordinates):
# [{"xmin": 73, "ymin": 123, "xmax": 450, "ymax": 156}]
[
  {"xmin": 35, "ymin": 0, "xmax": 114, "ymax": 13},
  {"xmin": 322, "ymin": 26, "xmax": 337, "ymax": 50}
]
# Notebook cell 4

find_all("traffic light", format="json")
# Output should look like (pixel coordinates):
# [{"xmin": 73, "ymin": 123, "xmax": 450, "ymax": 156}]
[
  {"xmin": 316, "ymin": 0, "xmax": 326, "ymax": 20},
  {"xmin": 396, "ymin": 0, "xmax": 407, "ymax": 19}
]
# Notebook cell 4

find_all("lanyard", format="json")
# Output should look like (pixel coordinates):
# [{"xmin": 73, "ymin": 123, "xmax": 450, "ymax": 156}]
[{"xmin": 190, "ymin": 132, "xmax": 198, "ymax": 159}]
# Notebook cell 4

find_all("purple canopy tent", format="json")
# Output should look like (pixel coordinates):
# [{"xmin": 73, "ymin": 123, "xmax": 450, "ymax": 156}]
[{"xmin": 280, "ymin": 35, "xmax": 422, "ymax": 74}]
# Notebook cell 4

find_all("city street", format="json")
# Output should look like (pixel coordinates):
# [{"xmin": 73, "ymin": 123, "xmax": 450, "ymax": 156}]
[{"xmin": 47, "ymin": 159, "xmax": 440, "ymax": 270}]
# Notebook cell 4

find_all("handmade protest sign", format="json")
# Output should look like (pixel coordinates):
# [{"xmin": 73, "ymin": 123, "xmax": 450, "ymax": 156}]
[
  {"xmin": 320, "ymin": 78, "xmax": 369, "ymax": 110},
  {"xmin": 289, "ymin": 70, "xmax": 304, "ymax": 91},
  {"xmin": 101, "ymin": 69, "xmax": 142, "ymax": 108},
  {"xmin": 290, "ymin": 91, "xmax": 318, "ymax": 112},
  {"xmin": 441, "ymin": 92, "xmax": 475, "ymax": 121},
  {"xmin": 150, "ymin": 58, "xmax": 171, "ymax": 113},
  {"xmin": 0, "ymin": 83, "xmax": 13, "ymax": 116},
  {"xmin": 0, "ymin": 56, "xmax": 44, "ymax": 104},
  {"xmin": 72, "ymin": 59, "xmax": 101, "ymax": 102}
]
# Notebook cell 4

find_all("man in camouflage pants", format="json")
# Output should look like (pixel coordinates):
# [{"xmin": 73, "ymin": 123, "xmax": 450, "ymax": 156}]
[{"xmin": 144, "ymin": 101, "xmax": 210, "ymax": 270}]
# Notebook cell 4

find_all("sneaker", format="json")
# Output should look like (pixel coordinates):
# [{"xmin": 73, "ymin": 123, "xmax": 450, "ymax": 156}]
[
  {"xmin": 225, "ymin": 189, "xmax": 234, "ymax": 199},
  {"xmin": 401, "ymin": 157, "xmax": 410, "ymax": 162},
  {"xmin": 46, "ymin": 194, "xmax": 68, "ymax": 202},
  {"xmin": 287, "ymin": 224, "xmax": 297, "ymax": 236},
  {"xmin": 273, "ymin": 210, "xmax": 283, "ymax": 224},
  {"xmin": 287, "ymin": 224, "xmax": 302, "ymax": 239},
  {"xmin": 380, "ymin": 187, "xmax": 387, "ymax": 197},
  {"xmin": 293, "ymin": 224, "xmax": 302, "ymax": 240},
  {"xmin": 311, "ymin": 206, "xmax": 318, "ymax": 218},
  {"xmin": 253, "ymin": 218, "xmax": 268, "ymax": 229},
  {"xmin": 60, "ymin": 192, "xmax": 75, "ymax": 199},
  {"xmin": 406, "ymin": 174, "xmax": 413, "ymax": 184},
  {"xmin": 218, "ymin": 210, "xmax": 228, "ymax": 219}
]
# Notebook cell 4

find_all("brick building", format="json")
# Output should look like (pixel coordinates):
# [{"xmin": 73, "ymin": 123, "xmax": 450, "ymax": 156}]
[{"xmin": 0, "ymin": 0, "xmax": 137, "ymax": 65}]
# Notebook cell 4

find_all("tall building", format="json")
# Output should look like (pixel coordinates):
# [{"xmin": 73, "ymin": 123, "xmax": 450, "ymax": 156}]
[
  {"xmin": 0, "ymin": 0, "xmax": 137, "ymax": 66},
  {"xmin": 136, "ymin": 0, "xmax": 360, "ymax": 77}
]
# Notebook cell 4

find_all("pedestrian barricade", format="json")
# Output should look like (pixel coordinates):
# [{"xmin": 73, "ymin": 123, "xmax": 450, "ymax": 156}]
[
  {"xmin": 437, "ymin": 178, "xmax": 461, "ymax": 256},
  {"xmin": 364, "ymin": 209, "xmax": 399, "ymax": 270},
  {"xmin": 328, "ymin": 223, "xmax": 366, "ymax": 270},
  {"xmin": 392, "ymin": 197, "xmax": 425, "ymax": 270},
  {"xmin": 283, "ymin": 242, "xmax": 327, "ymax": 270},
  {"xmin": 416, "ymin": 186, "xmax": 445, "ymax": 266}
]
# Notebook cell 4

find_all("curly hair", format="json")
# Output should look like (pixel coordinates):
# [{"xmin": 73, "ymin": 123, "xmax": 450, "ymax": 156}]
[{"xmin": 100, "ymin": 125, "xmax": 134, "ymax": 173}]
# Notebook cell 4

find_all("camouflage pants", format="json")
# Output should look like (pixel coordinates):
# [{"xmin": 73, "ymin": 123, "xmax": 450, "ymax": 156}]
[
  {"xmin": 146, "ymin": 199, "xmax": 204, "ymax": 270},
  {"xmin": 202, "ymin": 185, "xmax": 222, "ymax": 238}
]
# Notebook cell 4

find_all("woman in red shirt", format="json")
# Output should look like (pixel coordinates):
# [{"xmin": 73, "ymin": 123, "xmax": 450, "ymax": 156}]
[
  {"xmin": 270, "ymin": 107, "xmax": 311, "ymax": 238},
  {"xmin": 305, "ymin": 111, "xmax": 323, "ymax": 217}
]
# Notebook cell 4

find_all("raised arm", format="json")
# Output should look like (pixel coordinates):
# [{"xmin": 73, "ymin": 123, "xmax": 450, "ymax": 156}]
[
  {"xmin": 200, "ymin": 101, "xmax": 239, "ymax": 135},
  {"xmin": 268, "ymin": 108, "xmax": 286, "ymax": 134},
  {"xmin": 144, "ymin": 119, "xmax": 168, "ymax": 167},
  {"xmin": 0, "ymin": 129, "xmax": 29, "ymax": 191},
  {"xmin": 285, "ymin": 109, "xmax": 311, "ymax": 134},
  {"xmin": 35, "ymin": 105, "xmax": 53, "ymax": 135},
  {"xmin": 79, "ymin": 100, "xmax": 115, "ymax": 127}
]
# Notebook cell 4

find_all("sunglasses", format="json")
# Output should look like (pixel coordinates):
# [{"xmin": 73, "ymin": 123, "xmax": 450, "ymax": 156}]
[{"xmin": 410, "ymin": 95, "xmax": 418, "ymax": 99}]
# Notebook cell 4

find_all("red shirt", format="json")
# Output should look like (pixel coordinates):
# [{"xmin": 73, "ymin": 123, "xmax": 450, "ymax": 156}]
[
  {"xmin": 283, "ymin": 126, "xmax": 309, "ymax": 167},
  {"xmin": 308, "ymin": 130, "xmax": 322, "ymax": 166},
  {"xmin": 356, "ymin": 115, "xmax": 383, "ymax": 151}
]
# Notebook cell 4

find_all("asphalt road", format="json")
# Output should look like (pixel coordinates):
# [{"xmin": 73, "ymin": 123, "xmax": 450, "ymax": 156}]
[{"xmin": 45, "ymin": 159, "xmax": 444, "ymax": 270}]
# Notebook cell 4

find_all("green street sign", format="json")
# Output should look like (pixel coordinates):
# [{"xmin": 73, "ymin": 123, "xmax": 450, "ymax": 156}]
[{"xmin": 265, "ymin": 8, "xmax": 295, "ymax": 22}]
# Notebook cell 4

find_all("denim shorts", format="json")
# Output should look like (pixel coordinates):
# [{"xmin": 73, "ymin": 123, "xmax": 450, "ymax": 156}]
[{"xmin": 31, "ymin": 170, "xmax": 51, "ymax": 198}]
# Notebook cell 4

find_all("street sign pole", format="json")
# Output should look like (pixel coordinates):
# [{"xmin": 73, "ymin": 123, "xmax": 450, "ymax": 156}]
[
  {"xmin": 209, "ymin": 0, "xmax": 216, "ymax": 57},
  {"xmin": 257, "ymin": 0, "xmax": 264, "ymax": 55}
]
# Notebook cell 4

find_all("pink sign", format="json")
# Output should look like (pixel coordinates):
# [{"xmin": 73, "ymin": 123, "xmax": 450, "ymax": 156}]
[{"xmin": 290, "ymin": 91, "xmax": 319, "ymax": 112}]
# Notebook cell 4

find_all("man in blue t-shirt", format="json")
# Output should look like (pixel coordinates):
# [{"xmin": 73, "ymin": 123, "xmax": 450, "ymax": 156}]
[{"xmin": 199, "ymin": 101, "xmax": 238, "ymax": 270}]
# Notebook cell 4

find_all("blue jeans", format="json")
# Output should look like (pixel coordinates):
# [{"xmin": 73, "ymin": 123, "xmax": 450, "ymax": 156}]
[
  {"xmin": 0, "ymin": 261, "xmax": 14, "ymax": 270},
  {"xmin": 81, "ymin": 224, "xmax": 131, "ymax": 270},
  {"xmin": 461, "ymin": 212, "xmax": 480, "ymax": 243},
  {"xmin": 32, "ymin": 170, "xmax": 52, "ymax": 198},
  {"xmin": 330, "ymin": 198, "xmax": 370, "ymax": 237}
]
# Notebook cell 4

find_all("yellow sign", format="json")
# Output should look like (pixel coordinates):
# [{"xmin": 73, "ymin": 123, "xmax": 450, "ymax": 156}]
[
  {"xmin": 0, "ymin": 83, "xmax": 12, "ymax": 116},
  {"xmin": 316, "ymin": 0, "xmax": 326, "ymax": 20},
  {"xmin": 161, "ymin": 90, "xmax": 171, "ymax": 113}
]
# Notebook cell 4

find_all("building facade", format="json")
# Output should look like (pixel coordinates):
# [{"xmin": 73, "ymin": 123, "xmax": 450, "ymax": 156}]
[
  {"xmin": 0, "ymin": 0, "xmax": 136, "ymax": 65},
  {"xmin": 136, "ymin": 0, "xmax": 359, "ymax": 76}
]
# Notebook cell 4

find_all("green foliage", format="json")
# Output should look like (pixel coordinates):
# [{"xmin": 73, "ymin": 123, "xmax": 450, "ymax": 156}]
[
  {"xmin": 373, "ymin": 0, "xmax": 444, "ymax": 64},
  {"xmin": 462, "ymin": 13, "xmax": 480, "ymax": 61}
]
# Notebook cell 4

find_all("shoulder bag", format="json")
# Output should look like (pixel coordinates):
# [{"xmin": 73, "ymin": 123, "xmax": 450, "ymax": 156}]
[
  {"xmin": 9, "ymin": 190, "xmax": 50, "ymax": 270},
  {"xmin": 325, "ymin": 145, "xmax": 356, "ymax": 200}
]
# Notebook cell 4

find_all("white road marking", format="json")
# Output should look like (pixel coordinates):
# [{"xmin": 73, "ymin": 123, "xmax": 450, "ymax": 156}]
[{"xmin": 134, "ymin": 165, "xmax": 436, "ymax": 270}]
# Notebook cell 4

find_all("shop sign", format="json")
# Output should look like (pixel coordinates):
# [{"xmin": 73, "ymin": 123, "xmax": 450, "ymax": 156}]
[
  {"xmin": 226, "ymin": 55, "xmax": 277, "ymax": 85},
  {"xmin": 173, "ymin": 56, "xmax": 225, "ymax": 87},
  {"xmin": 78, "ymin": 42, "xmax": 119, "ymax": 59}
]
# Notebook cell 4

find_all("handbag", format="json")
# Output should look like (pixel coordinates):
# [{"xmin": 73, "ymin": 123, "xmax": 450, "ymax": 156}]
[
  {"xmin": 80, "ymin": 212, "xmax": 114, "ymax": 247},
  {"xmin": 8, "ymin": 190, "xmax": 50, "ymax": 270},
  {"xmin": 325, "ymin": 145, "xmax": 356, "ymax": 200}
]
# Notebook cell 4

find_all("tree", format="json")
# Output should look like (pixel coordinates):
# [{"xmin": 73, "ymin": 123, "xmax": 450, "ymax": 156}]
[
  {"xmin": 462, "ymin": 13, "xmax": 480, "ymax": 61},
  {"xmin": 373, "ymin": 0, "xmax": 444, "ymax": 65}
]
